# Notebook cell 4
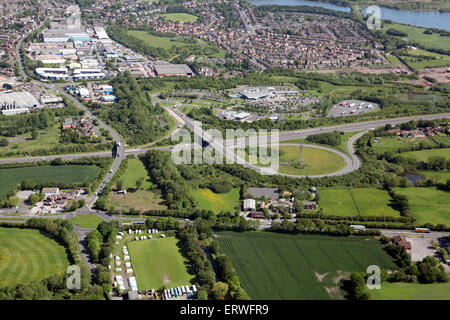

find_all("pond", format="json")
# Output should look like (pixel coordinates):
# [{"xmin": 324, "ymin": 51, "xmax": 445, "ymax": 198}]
[{"xmin": 402, "ymin": 173, "xmax": 425, "ymax": 186}]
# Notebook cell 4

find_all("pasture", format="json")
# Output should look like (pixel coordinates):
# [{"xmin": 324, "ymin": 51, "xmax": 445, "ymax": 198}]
[
  {"xmin": 372, "ymin": 136, "xmax": 438, "ymax": 154},
  {"xmin": 401, "ymin": 49, "xmax": 450, "ymax": 70},
  {"xmin": 277, "ymin": 145, "xmax": 346, "ymax": 176},
  {"xmin": 0, "ymin": 227, "xmax": 70, "ymax": 287},
  {"xmin": 417, "ymin": 170, "xmax": 450, "ymax": 183},
  {"xmin": 394, "ymin": 187, "xmax": 450, "ymax": 226},
  {"xmin": 381, "ymin": 22, "xmax": 450, "ymax": 51},
  {"xmin": 319, "ymin": 188, "xmax": 399, "ymax": 217},
  {"xmin": 0, "ymin": 165, "xmax": 99, "ymax": 201},
  {"xmin": 399, "ymin": 148, "xmax": 450, "ymax": 161},
  {"xmin": 217, "ymin": 231, "xmax": 397, "ymax": 300},
  {"xmin": 190, "ymin": 188, "xmax": 241, "ymax": 214},
  {"xmin": 371, "ymin": 282, "xmax": 450, "ymax": 300},
  {"xmin": 108, "ymin": 189, "xmax": 167, "ymax": 212},
  {"xmin": 127, "ymin": 237, "xmax": 194, "ymax": 290}
]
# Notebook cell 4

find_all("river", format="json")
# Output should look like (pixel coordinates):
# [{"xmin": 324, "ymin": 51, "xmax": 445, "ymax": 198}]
[{"xmin": 250, "ymin": 0, "xmax": 450, "ymax": 31}]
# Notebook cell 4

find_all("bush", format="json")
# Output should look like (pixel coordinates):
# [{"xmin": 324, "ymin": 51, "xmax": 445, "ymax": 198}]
[{"xmin": 211, "ymin": 181, "xmax": 233, "ymax": 194}]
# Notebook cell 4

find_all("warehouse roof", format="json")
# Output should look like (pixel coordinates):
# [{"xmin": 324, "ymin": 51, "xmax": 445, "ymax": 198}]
[
  {"xmin": 154, "ymin": 64, "xmax": 193, "ymax": 76},
  {"xmin": 0, "ymin": 91, "xmax": 40, "ymax": 108}
]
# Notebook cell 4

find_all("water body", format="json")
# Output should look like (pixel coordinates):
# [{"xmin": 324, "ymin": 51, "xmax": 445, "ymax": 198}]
[
  {"xmin": 250, "ymin": 0, "xmax": 351, "ymax": 13},
  {"xmin": 363, "ymin": 6, "xmax": 450, "ymax": 31},
  {"xmin": 402, "ymin": 173, "xmax": 424, "ymax": 186},
  {"xmin": 250, "ymin": 0, "xmax": 450, "ymax": 31}
]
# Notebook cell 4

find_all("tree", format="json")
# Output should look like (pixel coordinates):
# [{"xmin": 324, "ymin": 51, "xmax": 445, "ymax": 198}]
[
  {"xmin": 196, "ymin": 287, "xmax": 208, "ymax": 300},
  {"xmin": 346, "ymin": 272, "xmax": 370, "ymax": 300},
  {"xmin": 211, "ymin": 282, "xmax": 228, "ymax": 300},
  {"xmin": 0, "ymin": 138, "xmax": 8, "ymax": 147},
  {"xmin": 116, "ymin": 179, "xmax": 124, "ymax": 191},
  {"xmin": 31, "ymin": 128, "xmax": 38, "ymax": 140},
  {"xmin": 28, "ymin": 193, "xmax": 41, "ymax": 205},
  {"xmin": 135, "ymin": 177, "xmax": 144, "ymax": 190}
]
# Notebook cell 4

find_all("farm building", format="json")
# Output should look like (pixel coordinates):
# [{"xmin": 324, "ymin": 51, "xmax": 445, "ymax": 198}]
[
  {"xmin": 41, "ymin": 187, "xmax": 59, "ymax": 196},
  {"xmin": 392, "ymin": 235, "xmax": 412, "ymax": 250},
  {"xmin": 302, "ymin": 201, "xmax": 317, "ymax": 210},
  {"xmin": 249, "ymin": 211, "xmax": 266, "ymax": 219},
  {"xmin": 243, "ymin": 199, "xmax": 256, "ymax": 211}
]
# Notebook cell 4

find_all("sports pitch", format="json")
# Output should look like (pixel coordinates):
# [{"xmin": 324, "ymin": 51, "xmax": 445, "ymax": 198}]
[
  {"xmin": 127, "ymin": 237, "xmax": 194, "ymax": 290},
  {"xmin": 0, "ymin": 227, "xmax": 70, "ymax": 287},
  {"xmin": 217, "ymin": 231, "xmax": 397, "ymax": 300}
]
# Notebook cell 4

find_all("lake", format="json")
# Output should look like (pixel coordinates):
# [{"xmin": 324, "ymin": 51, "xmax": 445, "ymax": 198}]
[{"xmin": 250, "ymin": 0, "xmax": 450, "ymax": 31}]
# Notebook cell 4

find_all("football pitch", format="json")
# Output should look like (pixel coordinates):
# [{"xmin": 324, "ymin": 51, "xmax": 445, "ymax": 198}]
[
  {"xmin": 127, "ymin": 237, "xmax": 194, "ymax": 290},
  {"xmin": 0, "ymin": 227, "xmax": 70, "ymax": 287},
  {"xmin": 217, "ymin": 231, "xmax": 397, "ymax": 300}
]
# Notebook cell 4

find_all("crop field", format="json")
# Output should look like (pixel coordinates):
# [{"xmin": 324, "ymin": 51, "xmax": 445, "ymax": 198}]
[
  {"xmin": 381, "ymin": 22, "xmax": 450, "ymax": 51},
  {"xmin": 217, "ymin": 231, "xmax": 397, "ymax": 300},
  {"xmin": 0, "ymin": 227, "xmax": 70, "ymax": 287},
  {"xmin": 0, "ymin": 165, "xmax": 99, "ymax": 201},
  {"xmin": 394, "ymin": 187, "xmax": 450, "ymax": 226},
  {"xmin": 160, "ymin": 13, "xmax": 198, "ymax": 23},
  {"xmin": 319, "ymin": 188, "xmax": 399, "ymax": 217},
  {"xmin": 277, "ymin": 146, "xmax": 346, "ymax": 176},
  {"xmin": 399, "ymin": 148, "xmax": 450, "ymax": 161},
  {"xmin": 190, "ymin": 188, "xmax": 241, "ymax": 214},
  {"xmin": 371, "ymin": 282, "xmax": 450, "ymax": 300},
  {"xmin": 127, "ymin": 237, "xmax": 194, "ymax": 290}
]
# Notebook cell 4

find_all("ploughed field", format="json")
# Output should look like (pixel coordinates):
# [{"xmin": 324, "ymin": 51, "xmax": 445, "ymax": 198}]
[{"xmin": 217, "ymin": 231, "xmax": 397, "ymax": 300}]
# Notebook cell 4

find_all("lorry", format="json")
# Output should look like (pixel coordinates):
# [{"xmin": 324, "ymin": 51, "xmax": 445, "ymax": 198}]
[{"xmin": 415, "ymin": 227, "xmax": 431, "ymax": 233}]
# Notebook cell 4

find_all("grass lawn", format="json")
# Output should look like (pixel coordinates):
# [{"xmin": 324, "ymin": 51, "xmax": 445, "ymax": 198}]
[
  {"xmin": 371, "ymin": 282, "xmax": 450, "ymax": 300},
  {"xmin": 217, "ymin": 231, "xmax": 397, "ymax": 300},
  {"xmin": 108, "ymin": 189, "xmax": 167, "ymax": 212},
  {"xmin": 277, "ymin": 146, "xmax": 345, "ymax": 176},
  {"xmin": 70, "ymin": 214, "xmax": 104, "ymax": 229},
  {"xmin": 0, "ymin": 227, "xmax": 70, "ymax": 287},
  {"xmin": 319, "ymin": 188, "xmax": 399, "ymax": 217},
  {"xmin": 160, "ymin": 13, "xmax": 198, "ymax": 23},
  {"xmin": 127, "ymin": 237, "xmax": 194, "ymax": 290},
  {"xmin": 282, "ymin": 131, "xmax": 358, "ymax": 156},
  {"xmin": 399, "ymin": 148, "xmax": 450, "ymax": 161},
  {"xmin": 120, "ymin": 158, "xmax": 152, "ymax": 190},
  {"xmin": 394, "ymin": 187, "xmax": 450, "ymax": 226},
  {"xmin": 0, "ymin": 165, "xmax": 99, "ymax": 201},
  {"xmin": 190, "ymin": 188, "xmax": 241, "ymax": 214},
  {"xmin": 381, "ymin": 22, "xmax": 450, "ymax": 51}
]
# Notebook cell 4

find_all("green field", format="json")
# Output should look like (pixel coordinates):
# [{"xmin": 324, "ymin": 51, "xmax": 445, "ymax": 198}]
[
  {"xmin": 127, "ymin": 237, "xmax": 194, "ymax": 290},
  {"xmin": 120, "ymin": 158, "xmax": 152, "ymax": 190},
  {"xmin": 217, "ymin": 231, "xmax": 397, "ymax": 300},
  {"xmin": 371, "ymin": 281, "xmax": 450, "ymax": 300},
  {"xmin": 70, "ymin": 214, "xmax": 104, "ymax": 229},
  {"xmin": 190, "ymin": 188, "xmax": 241, "ymax": 214},
  {"xmin": 108, "ymin": 189, "xmax": 167, "ymax": 212},
  {"xmin": 160, "ymin": 13, "xmax": 198, "ymax": 23},
  {"xmin": 401, "ymin": 49, "xmax": 450, "ymax": 70},
  {"xmin": 394, "ymin": 187, "xmax": 450, "ymax": 226},
  {"xmin": 381, "ymin": 22, "xmax": 450, "ymax": 51},
  {"xmin": 417, "ymin": 170, "xmax": 450, "ymax": 183},
  {"xmin": 0, "ymin": 227, "xmax": 70, "ymax": 287},
  {"xmin": 319, "ymin": 188, "xmax": 399, "ymax": 217},
  {"xmin": 399, "ymin": 148, "xmax": 450, "ymax": 161},
  {"xmin": 373, "ymin": 136, "xmax": 439, "ymax": 154},
  {"xmin": 0, "ymin": 165, "xmax": 99, "ymax": 201},
  {"xmin": 127, "ymin": 30, "xmax": 225, "ymax": 59}
]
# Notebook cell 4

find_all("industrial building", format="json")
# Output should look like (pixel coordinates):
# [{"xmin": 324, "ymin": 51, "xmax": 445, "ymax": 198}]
[
  {"xmin": 153, "ymin": 63, "xmax": 194, "ymax": 77},
  {"xmin": 0, "ymin": 91, "xmax": 41, "ymax": 115},
  {"xmin": 35, "ymin": 67, "xmax": 69, "ymax": 81}
]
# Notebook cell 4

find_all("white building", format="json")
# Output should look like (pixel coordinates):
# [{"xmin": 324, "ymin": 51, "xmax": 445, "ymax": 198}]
[{"xmin": 243, "ymin": 199, "xmax": 256, "ymax": 211}]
